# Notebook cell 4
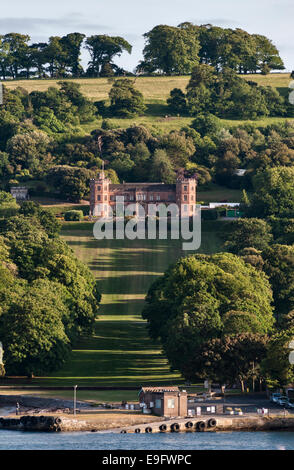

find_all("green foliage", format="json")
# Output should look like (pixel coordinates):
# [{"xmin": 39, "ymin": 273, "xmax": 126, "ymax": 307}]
[
  {"xmin": 246, "ymin": 167, "xmax": 294, "ymax": 218},
  {"xmin": 186, "ymin": 65, "xmax": 287, "ymax": 120},
  {"xmin": 109, "ymin": 79, "xmax": 146, "ymax": 118},
  {"xmin": 142, "ymin": 25, "xmax": 200, "ymax": 75},
  {"xmin": 167, "ymin": 88, "xmax": 187, "ymax": 114},
  {"xmin": 46, "ymin": 165, "xmax": 95, "ymax": 202},
  {"xmin": 150, "ymin": 149, "xmax": 175, "ymax": 183},
  {"xmin": 142, "ymin": 252, "xmax": 274, "ymax": 381},
  {"xmin": 0, "ymin": 190, "xmax": 19, "ymax": 218},
  {"xmin": 85, "ymin": 35, "xmax": 132, "ymax": 77},
  {"xmin": 6, "ymin": 129, "xmax": 52, "ymax": 177},
  {"xmin": 18, "ymin": 201, "xmax": 61, "ymax": 236},
  {"xmin": 64, "ymin": 210, "xmax": 84, "ymax": 221},
  {"xmin": 0, "ymin": 279, "xmax": 71, "ymax": 375},
  {"xmin": 0, "ymin": 211, "xmax": 101, "ymax": 375},
  {"xmin": 261, "ymin": 330, "xmax": 294, "ymax": 388},
  {"xmin": 224, "ymin": 218, "xmax": 273, "ymax": 254},
  {"xmin": 190, "ymin": 113, "xmax": 222, "ymax": 137},
  {"xmin": 262, "ymin": 244, "xmax": 294, "ymax": 318}
]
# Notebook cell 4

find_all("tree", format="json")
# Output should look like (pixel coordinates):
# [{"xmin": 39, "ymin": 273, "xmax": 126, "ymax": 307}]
[
  {"xmin": 224, "ymin": 218, "xmax": 273, "ymax": 254},
  {"xmin": 1, "ymin": 33, "xmax": 30, "ymax": 78},
  {"xmin": 60, "ymin": 33, "xmax": 85, "ymax": 76},
  {"xmin": 190, "ymin": 113, "xmax": 222, "ymax": 137},
  {"xmin": 167, "ymin": 88, "xmax": 187, "ymax": 114},
  {"xmin": 142, "ymin": 253, "xmax": 274, "ymax": 381},
  {"xmin": 58, "ymin": 81, "xmax": 97, "ymax": 122},
  {"xmin": 45, "ymin": 36, "xmax": 68, "ymax": 78},
  {"xmin": 18, "ymin": 201, "xmax": 61, "ymax": 237},
  {"xmin": 109, "ymin": 79, "xmax": 146, "ymax": 118},
  {"xmin": 150, "ymin": 149, "xmax": 175, "ymax": 183},
  {"xmin": 6, "ymin": 130, "xmax": 52, "ymax": 176},
  {"xmin": 159, "ymin": 131, "xmax": 195, "ymax": 168},
  {"xmin": 195, "ymin": 334, "xmax": 268, "ymax": 391},
  {"xmin": 46, "ymin": 165, "xmax": 94, "ymax": 201},
  {"xmin": 29, "ymin": 42, "xmax": 48, "ymax": 78},
  {"xmin": 142, "ymin": 25, "xmax": 200, "ymax": 74},
  {"xmin": 186, "ymin": 64, "xmax": 215, "ymax": 115},
  {"xmin": 246, "ymin": 167, "xmax": 294, "ymax": 218},
  {"xmin": 261, "ymin": 330, "xmax": 294, "ymax": 389},
  {"xmin": 85, "ymin": 35, "xmax": 132, "ymax": 77},
  {"xmin": 0, "ymin": 279, "xmax": 71, "ymax": 375},
  {"xmin": 0, "ymin": 191, "xmax": 19, "ymax": 218},
  {"xmin": 262, "ymin": 244, "xmax": 294, "ymax": 319},
  {"xmin": 252, "ymin": 34, "xmax": 284, "ymax": 73}
]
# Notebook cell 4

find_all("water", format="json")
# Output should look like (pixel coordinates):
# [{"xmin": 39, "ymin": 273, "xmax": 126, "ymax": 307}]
[{"xmin": 0, "ymin": 430, "xmax": 293, "ymax": 450}]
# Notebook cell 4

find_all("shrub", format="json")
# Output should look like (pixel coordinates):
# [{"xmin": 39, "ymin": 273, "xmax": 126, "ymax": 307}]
[{"xmin": 64, "ymin": 210, "xmax": 84, "ymax": 221}]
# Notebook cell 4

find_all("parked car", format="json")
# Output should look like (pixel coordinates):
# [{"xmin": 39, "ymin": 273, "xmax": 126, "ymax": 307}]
[
  {"xmin": 277, "ymin": 396, "xmax": 289, "ymax": 406},
  {"xmin": 270, "ymin": 393, "xmax": 282, "ymax": 403},
  {"xmin": 286, "ymin": 401, "xmax": 294, "ymax": 409}
]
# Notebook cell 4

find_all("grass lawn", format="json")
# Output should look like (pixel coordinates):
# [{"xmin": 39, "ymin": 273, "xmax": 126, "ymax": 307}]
[
  {"xmin": 198, "ymin": 184, "xmax": 243, "ymax": 204},
  {"xmin": 4, "ymin": 73, "xmax": 291, "ymax": 101},
  {"xmin": 28, "ymin": 221, "xmax": 225, "ymax": 392}
]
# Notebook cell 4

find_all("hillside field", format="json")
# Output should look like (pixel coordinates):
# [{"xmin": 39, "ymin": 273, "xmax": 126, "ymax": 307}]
[
  {"xmin": 27, "ymin": 220, "xmax": 225, "ymax": 390},
  {"xmin": 4, "ymin": 73, "xmax": 293, "ymax": 133}
]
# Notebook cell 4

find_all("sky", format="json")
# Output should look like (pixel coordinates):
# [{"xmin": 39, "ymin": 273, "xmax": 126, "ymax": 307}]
[{"xmin": 0, "ymin": 0, "xmax": 293, "ymax": 72}]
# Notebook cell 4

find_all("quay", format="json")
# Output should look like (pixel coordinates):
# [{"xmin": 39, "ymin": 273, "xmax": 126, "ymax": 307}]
[{"xmin": 111, "ymin": 415, "xmax": 294, "ymax": 434}]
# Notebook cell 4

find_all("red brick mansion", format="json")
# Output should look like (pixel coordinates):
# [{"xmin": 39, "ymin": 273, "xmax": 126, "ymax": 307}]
[{"xmin": 90, "ymin": 170, "xmax": 197, "ymax": 218}]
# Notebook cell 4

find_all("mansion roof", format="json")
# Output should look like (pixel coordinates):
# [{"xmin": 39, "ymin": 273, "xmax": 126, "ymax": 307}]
[{"xmin": 109, "ymin": 183, "xmax": 176, "ymax": 192}]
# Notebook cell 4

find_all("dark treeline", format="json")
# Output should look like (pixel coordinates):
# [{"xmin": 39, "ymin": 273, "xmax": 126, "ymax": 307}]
[{"xmin": 0, "ymin": 23, "xmax": 285, "ymax": 80}]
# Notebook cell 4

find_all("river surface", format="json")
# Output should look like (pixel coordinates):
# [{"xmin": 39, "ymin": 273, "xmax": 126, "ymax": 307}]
[{"xmin": 0, "ymin": 430, "xmax": 293, "ymax": 450}]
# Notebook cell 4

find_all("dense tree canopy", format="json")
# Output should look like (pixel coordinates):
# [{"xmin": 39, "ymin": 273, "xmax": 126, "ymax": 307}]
[
  {"xmin": 246, "ymin": 167, "xmax": 294, "ymax": 218},
  {"xmin": 169, "ymin": 65, "xmax": 289, "ymax": 120},
  {"xmin": 0, "ymin": 196, "xmax": 101, "ymax": 375},
  {"xmin": 142, "ymin": 252, "xmax": 274, "ymax": 384}
]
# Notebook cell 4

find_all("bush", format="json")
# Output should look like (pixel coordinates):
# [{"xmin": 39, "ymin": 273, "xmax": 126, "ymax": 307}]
[{"xmin": 64, "ymin": 210, "xmax": 84, "ymax": 221}]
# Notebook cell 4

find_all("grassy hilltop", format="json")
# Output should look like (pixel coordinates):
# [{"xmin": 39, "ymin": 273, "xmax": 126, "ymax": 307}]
[{"xmin": 4, "ymin": 73, "xmax": 292, "ymax": 133}]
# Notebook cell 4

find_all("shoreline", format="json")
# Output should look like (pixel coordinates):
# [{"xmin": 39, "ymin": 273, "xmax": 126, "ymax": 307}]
[
  {"xmin": 1, "ymin": 412, "xmax": 294, "ymax": 434},
  {"xmin": 1, "ymin": 393, "xmax": 294, "ymax": 434}
]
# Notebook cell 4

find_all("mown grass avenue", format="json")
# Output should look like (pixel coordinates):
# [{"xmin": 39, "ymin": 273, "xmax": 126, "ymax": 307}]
[{"xmin": 26, "ymin": 221, "xmax": 225, "ymax": 387}]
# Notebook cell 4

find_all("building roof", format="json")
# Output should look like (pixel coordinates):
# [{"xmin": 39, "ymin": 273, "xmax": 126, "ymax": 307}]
[
  {"xmin": 109, "ymin": 184, "xmax": 176, "ymax": 192},
  {"xmin": 140, "ymin": 386, "xmax": 180, "ymax": 393}
]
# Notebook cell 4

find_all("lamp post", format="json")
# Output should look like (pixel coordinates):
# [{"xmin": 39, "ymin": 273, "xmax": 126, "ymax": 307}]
[{"xmin": 73, "ymin": 385, "xmax": 78, "ymax": 416}]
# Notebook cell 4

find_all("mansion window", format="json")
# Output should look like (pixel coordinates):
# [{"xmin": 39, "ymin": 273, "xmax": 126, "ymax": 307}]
[
  {"xmin": 156, "ymin": 195, "xmax": 161, "ymax": 201},
  {"xmin": 97, "ymin": 195, "xmax": 101, "ymax": 201},
  {"xmin": 184, "ymin": 185, "xmax": 188, "ymax": 191},
  {"xmin": 184, "ymin": 195, "xmax": 188, "ymax": 201},
  {"xmin": 149, "ymin": 194, "xmax": 154, "ymax": 201},
  {"xmin": 97, "ymin": 186, "xmax": 101, "ymax": 191},
  {"xmin": 104, "ymin": 195, "xmax": 107, "ymax": 201}
]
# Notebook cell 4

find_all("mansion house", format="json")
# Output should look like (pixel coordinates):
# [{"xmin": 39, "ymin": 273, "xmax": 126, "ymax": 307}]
[{"xmin": 90, "ymin": 170, "xmax": 197, "ymax": 218}]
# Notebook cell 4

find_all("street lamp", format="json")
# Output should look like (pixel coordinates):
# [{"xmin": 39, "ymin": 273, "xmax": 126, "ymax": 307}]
[{"xmin": 73, "ymin": 385, "xmax": 78, "ymax": 416}]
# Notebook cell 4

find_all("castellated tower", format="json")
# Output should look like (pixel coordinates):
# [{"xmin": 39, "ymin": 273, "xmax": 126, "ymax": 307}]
[
  {"xmin": 176, "ymin": 172, "xmax": 197, "ymax": 217},
  {"xmin": 90, "ymin": 171, "xmax": 111, "ymax": 218}
]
